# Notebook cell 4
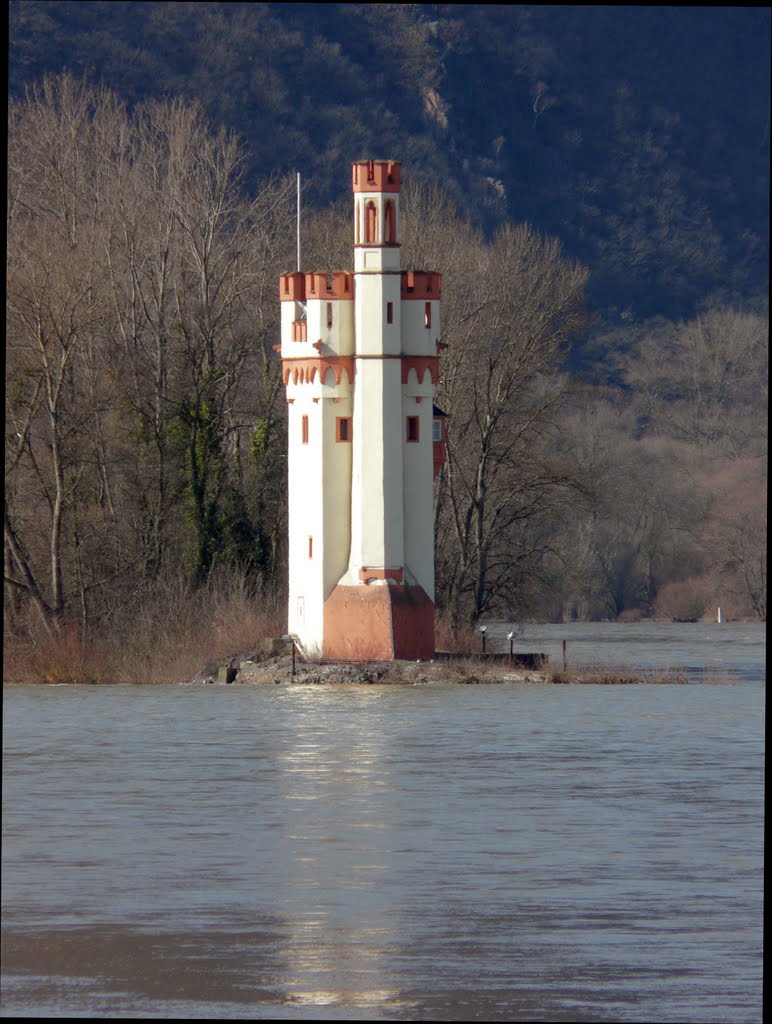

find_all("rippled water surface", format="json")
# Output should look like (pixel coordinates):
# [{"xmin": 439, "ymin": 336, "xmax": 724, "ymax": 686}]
[{"xmin": 2, "ymin": 624, "xmax": 764, "ymax": 1020}]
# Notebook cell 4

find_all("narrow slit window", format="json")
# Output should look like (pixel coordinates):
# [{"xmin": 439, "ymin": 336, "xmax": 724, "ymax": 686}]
[
  {"xmin": 326, "ymin": 302, "xmax": 333, "ymax": 328},
  {"xmin": 424, "ymin": 302, "xmax": 432, "ymax": 329},
  {"xmin": 384, "ymin": 200, "xmax": 396, "ymax": 243},
  {"xmin": 301, "ymin": 415, "xmax": 309, "ymax": 444},
  {"xmin": 336, "ymin": 417, "xmax": 352, "ymax": 443},
  {"xmin": 365, "ymin": 201, "xmax": 377, "ymax": 243},
  {"xmin": 406, "ymin": 416, "xmax": 420, "ymax": 443},
  {"xmin": 386, "ymin": 301, "xmax": 394, "ymax": 324},
  {"xmin": 308, "ymin": 536, "xmax": 313, "ymax": 559}
]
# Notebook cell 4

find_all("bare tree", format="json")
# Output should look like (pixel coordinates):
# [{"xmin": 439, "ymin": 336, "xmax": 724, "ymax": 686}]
[
  {"xmin": 620, "ymin": 308, "xmax": 768, "ymax": 457},
  {"xmin": 6, "ymin": 75, "xmax": 118, "ymax": 632},
  {"xmin": 405, "ymin": 198, "xmax": 588, "ymax": 623},
  {"xmin": 6, "ymin": 75, "xmax": 298, "ymax": 653}
]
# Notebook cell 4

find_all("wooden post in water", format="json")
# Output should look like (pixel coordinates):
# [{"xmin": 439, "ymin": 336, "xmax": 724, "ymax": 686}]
[{"xmin": 562, "ymin": 640, "xmax": 567, "ymax": 672}]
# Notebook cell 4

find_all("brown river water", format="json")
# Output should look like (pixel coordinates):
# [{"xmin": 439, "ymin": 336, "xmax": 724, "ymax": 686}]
[{"xmin": 1, "ymin": 623, "xmax": 764, "ymax": 1020}]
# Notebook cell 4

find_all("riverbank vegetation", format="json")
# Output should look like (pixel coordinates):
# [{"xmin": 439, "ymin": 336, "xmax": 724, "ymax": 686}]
[{"xmin": 4, "ymin": 70, "xmax": 766, "ymax": 683}]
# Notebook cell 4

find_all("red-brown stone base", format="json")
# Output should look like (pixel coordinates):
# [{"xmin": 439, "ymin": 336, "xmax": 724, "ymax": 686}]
[{"xmin": 323, "ymin": 583, "xmax": 435, "ymax": 661}]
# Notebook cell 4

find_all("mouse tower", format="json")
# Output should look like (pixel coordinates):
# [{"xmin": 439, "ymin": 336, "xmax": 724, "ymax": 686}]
[{"xmin": 280, "ymin": 160, "xmax": 443, "ymax": 660}]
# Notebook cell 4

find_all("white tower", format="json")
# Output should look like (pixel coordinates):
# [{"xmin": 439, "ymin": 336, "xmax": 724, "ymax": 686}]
[{"xmin": 280, "ymin": 160, "xmax": 443, "ymax": 660}]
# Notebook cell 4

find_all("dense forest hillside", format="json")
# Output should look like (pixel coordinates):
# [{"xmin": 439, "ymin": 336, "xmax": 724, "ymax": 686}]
[
  {"xmin": 9, "ymin": 2, "xmax": 770, "ymax": 329},
  {"xmin": 5, "ymin": 5, "xmax": 768, "ymax": 681}
]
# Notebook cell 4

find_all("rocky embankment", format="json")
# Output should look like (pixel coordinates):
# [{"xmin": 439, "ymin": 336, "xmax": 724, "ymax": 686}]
[
  {"xmin": 189, "ymin": 649, "xmax": 548, "ymax": 686},
  {"xmin": 188, "ymin": 645, "xmax": 688, "ymax": 686}
]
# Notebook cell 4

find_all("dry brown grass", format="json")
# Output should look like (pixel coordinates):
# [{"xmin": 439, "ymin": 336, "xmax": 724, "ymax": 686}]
[
  {"xmin": 3, "ymin": 614, "xmax": 114, "ymax": 685},
  {"xmin": 112, "ymin": 581, "xmax": 285, "ymax": 683},
  {"xmin": 433, "ymin": 609, "xmax": 485, "ymax": 655},
  {"xmin": 3, "ymin": 577, "xmax": 286, "ymax": 685},
  {"xmin": 545, "ymin": 659, "xmax": 689, "ymax": 684}
]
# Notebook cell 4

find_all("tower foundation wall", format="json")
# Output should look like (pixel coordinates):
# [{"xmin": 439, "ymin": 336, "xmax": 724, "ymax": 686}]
[{"xmin": 322, "ymin": 583, "xmax": 435, "ymax": 661}]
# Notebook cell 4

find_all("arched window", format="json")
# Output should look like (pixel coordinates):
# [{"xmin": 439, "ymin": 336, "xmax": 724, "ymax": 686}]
[
  {"xmin": 365, "ymin": 201, "xmax": 377, "ymax": 243},
  {"xmin": 384, "ymin": 200, "xmax": 396, "ymax": 243}
]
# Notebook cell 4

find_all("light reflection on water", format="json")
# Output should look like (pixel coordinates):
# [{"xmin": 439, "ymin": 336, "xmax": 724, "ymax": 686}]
[{"xmin": 1, "ymin": 624, "xmax": 764, "ymax": 1021}]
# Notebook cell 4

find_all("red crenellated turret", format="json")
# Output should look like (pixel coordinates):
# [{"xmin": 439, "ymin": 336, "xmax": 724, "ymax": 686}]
[
  {"xmin": 352, "ymin": 160, "xmax": 401, "ymax": 193},
  {"xmin": 303, "ymin": 272, "xmax": 354, "ymax": 300},
  {"xmin": 279, "ymin": 272, "xmax": 306, "ymax": 302},
  {"xmin": 401, "ymin": 271, "xmax": 442, "ymax": 301}
]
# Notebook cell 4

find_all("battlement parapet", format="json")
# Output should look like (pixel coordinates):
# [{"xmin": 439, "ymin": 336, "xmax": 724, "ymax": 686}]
[
  {"xmin": 401, "ymin": 271, "xmax": 442, "ymax": 300},
  {"xmin": 280, "ymin": 272, "xmax": 306, "ymax": 302},
  {"xmin": 352, "ymin": 160, "xmax": 401, "ymax": 194},
  {"xmin": 304, "ymin": 272, "xmax": 354, "ymax": 300},
  {"xmin": 281, "ymin": 271, "xmax": 356, "ymax": 302}
]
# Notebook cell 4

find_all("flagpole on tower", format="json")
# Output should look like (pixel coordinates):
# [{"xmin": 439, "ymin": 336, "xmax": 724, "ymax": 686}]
[{"xmin": 296, "ymin": 172, "xmax": 301, "ymax": 272}]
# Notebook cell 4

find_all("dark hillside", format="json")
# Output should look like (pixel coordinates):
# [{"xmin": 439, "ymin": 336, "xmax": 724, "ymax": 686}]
[{"xmin": 8, "ymin": 2, "xmax": 769, "ymax": 329}]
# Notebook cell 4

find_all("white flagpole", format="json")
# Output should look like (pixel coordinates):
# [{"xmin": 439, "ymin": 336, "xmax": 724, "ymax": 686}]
[{"xmin": 296, "ymin": 172, "xmax": 301, "ymax": 272}]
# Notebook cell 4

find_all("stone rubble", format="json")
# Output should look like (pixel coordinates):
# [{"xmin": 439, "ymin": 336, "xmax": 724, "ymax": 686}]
[{"xmin": 189, "ymin": 651, "xmax": 544, "ymax": 686}]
